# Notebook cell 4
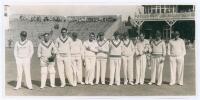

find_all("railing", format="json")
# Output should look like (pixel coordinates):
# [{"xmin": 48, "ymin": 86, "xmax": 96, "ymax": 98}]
[{"xmin": 134, "ymin": 12, "xmax": 195, "ymax": 21}]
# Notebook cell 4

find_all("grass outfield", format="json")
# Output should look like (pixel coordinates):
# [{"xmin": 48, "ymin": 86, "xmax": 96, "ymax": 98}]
[{"xmin": 5, "ymin": 48, "xmax": 195, "ymax": 96}]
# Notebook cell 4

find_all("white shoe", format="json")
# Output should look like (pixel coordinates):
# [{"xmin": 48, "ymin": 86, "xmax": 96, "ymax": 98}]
[
  {"xmin": 28, "ymin": 87, "xmax": 33, "ymax": 90},
  {"xmin": 40, "ymin": 86, "xmax": 45, "ymax": 89},
  {"xmin": 148, "ymin": 82, "xmax": 153, "ymax": 85},
  {"xmin": 72, "ymin": 84, "xmax": 77, "ymax": 87},
  {"xmin": 95, "ymin": 82, "xmax": 99, "ymax": 85},
  {"xmin": 135, "ymin": 82, "xmax": 139, "ymax": 85},
  {"xmin": 51, "ymin": 85, "xmax": 56, "ymax": 88},
  {"xmin": 102, "ymin": 82, "xmax": 105, "ymax": 85},
  {"xmin": 60, "ymin": 84, "xmax": 65, "ymax": 87},
  {"xmin": 129, "ymin": 82, "xmax": 134, "ymax": 85},
  {"xmin": 169, "ymin": 83, "xmax": 175, "ymax": 86},
  {"xmin": 178, "ymin": 83, "xmax": 183, "ymax": 86},
  {"xmin": 13, "ymin": 87, "xmax": 21, "ymax": 90},
  {"xmin": 109, "ymin": 84, "xmax": 113, "ymax": 86},
  {"xmin": 116, "ymin": 84, "xmax": 120, "ymax": 86},
  {"xmin": 156, "ymin": 84, "xmax": 161, "ymax": 86},
  {"xmin": 124, "ymin": 80, "xmax": 128, "ymax": 85},
  {"xmin": 89, "ymin": 83, "xmax": 94, "ymax": 85},
  {"xmin": 124, "ymin": 82, "xmax": 128, "ymax": 85},
  {"xmin": 80, "ymin": 82, "xmax": 85, "ymax": 85},
  {"xmin": 140, "ymin": 83, "xmax": 144, "ymax": 85},
  {"xmin": 85, "ymin": 82, "xmax": 89, "ymax": 85}
]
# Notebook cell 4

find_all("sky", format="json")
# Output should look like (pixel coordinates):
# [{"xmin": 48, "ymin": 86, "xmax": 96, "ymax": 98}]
[{"xmin": 7, "ymin": 5, "xmax": 143, "ymax": 21}]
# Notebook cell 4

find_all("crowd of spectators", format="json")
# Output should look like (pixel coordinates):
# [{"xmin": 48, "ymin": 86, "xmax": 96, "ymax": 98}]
[{"xmin": 18, "ymin": 15, "xmax": 117, "ymax": 23}]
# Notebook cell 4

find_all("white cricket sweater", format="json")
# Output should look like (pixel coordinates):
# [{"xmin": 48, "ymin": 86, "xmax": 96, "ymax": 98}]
[
  {"xmin": 14, "ymin": 39, "xmax": 34, "ymax": 59},
  {"xmin": 122, "ymin": 39, "xmax": 135, "ymax": 57},
  {"xmin": 83, "ymin": 40, "xmax": 98, "ymax": 57},
  {"xmin": 96, "ymin": 39, "xmax": 109, "ymax": 58},
  {"xmin": 70, "ymin": 39, "xmax": 83, "ymax": 56},
  {"xmin": 151, "ymin": 40, "xmax": 166, "ymax": 56},
  {"xmin": 135, "ymin": 39, "xmax": 151, "ymax": 55},
  {"xmin": 55, "ymin": 36, "xmax": 72, "ymax": 56},
  {"xmin": 168, "ymin": 38, "xmax": 186, "ymax": 56},
  {"xmin": 109, "ymin": 39, "xmax": 123, "ymax": 57},
  {"xmin": 37, "ymin": 40, "xmax": 57, "ymax": 58}
]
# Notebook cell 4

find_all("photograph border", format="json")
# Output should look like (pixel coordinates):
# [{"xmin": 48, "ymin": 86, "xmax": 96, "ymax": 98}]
[{"xmin": 1, "ymin": 0, "xmax": 199, "ymax": 100}]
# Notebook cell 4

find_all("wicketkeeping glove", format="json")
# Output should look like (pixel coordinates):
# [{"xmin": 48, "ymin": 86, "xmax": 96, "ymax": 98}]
[{"xmin": 48, "ymin": 56, "xmax": 55, "ymax": 62}]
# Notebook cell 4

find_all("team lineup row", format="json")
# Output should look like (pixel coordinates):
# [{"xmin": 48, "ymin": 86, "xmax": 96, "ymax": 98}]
[{"xmin": 13, "ymin": 28, "xmax": 186, "ymax": 90}]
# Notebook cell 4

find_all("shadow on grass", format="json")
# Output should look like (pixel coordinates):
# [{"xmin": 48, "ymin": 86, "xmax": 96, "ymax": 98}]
[{"xmin": 7, "ymin": 78, "xmax": 170, "ymax": 88}]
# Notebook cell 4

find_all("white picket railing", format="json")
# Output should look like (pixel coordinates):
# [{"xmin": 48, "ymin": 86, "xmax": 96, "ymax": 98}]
[{"xmin": 134, "ymin": 12, "xmax": 195, "ymax": 21}]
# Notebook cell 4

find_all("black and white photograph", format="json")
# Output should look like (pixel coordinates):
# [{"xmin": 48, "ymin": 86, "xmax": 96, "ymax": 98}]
[{"xmin": 2, "ymin": 1, "xmax": 198, "ymax": 98}]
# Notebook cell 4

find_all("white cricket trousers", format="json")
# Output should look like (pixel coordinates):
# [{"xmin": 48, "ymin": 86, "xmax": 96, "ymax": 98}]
[
  {"xmin": 40, "ymin": 60, "xmax": 56, "ymax": 87},
  {"xmin": 109, "ymin": 57, "xmax": 121, "ymax": 85},
  {"xmin": 135, "ymin": 55, "xmax": 147, "ymax": 84},
  {"xmin": 169, "ymin": 56, "xmax": 184, "ymax": 85},
  {"xmin": 15, "ymin": 58, "xmax": 32, "ymax": 89},
  {"xmin": 95, "ymin": 58, "xmax": 107, "ymax": 84},
  {"xmin": 122, "ymin": 56, "xmax": 134, "ymax": 83},
  {"xmin": 71, "ymin": 55, "xmax": 83, "ymax": 84},
  {"xmin": 56, "ymin": 56, "xmax": 74, "ymax": 85},
  {"xmin": 85, "ymin": 56, "xmax": 96, "ymax": 84},
  {"xmin": 150, "ymin": 56, "xmax": 164, "ymax": 85}
]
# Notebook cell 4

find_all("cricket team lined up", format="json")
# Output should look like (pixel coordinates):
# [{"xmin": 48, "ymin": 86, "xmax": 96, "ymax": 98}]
[{"xmin": 13, "ymin": 28, "xmax": 186, "ymax": 90}]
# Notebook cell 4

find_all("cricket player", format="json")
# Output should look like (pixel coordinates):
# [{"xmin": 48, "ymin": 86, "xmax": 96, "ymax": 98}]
[
  {"xmin": 109, "ymin": 32, "xmax": 123, "ymax": 86},
  {"xmin": 168, "ymin": 31, "xmax": 186, "ymax": 86},
  {"xmin": 83, "ymin": 32, "xmax": 98, "ymax": 85},
  {"xmin": 70, "ymin": 32, "xmax": 85, "ymax": 86},
  {"xmin": 148, "ymin": 31, "xmax": 166, "ymax": 86},
  {"xmin": 14, "ymin": 31, "xmax": 34, "ymax": 90},
  {"xmin": 38, "ymin": 33, "xmax": 57, "ymax": 89},
  {"xmin": 55, "ymin": 28, "xmax": 74, "ymax": 87},
  {"xmin": 95, "ymin": 32, "xmax": 109, "ymax": 85},
  {"xmin": 122, "ymin": 32, "xmax": 135, "ymax": 85},
  {"xmin": 135, "ymin": 33, "xmax": 151, "ymax": 85}
]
